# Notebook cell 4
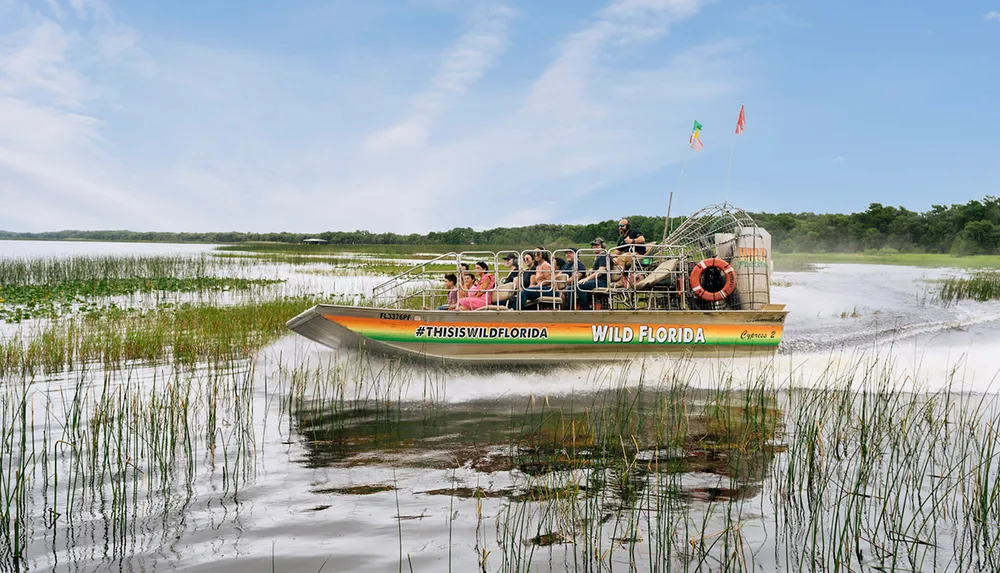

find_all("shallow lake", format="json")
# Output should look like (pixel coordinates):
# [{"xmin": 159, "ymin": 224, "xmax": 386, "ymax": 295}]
[{"xmin": 2, "ymin": 240, "xmax": 999, "ymax": 572}]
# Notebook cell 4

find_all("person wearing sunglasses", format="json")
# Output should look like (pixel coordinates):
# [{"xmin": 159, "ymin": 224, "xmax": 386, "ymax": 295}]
[{"xmin": 613, "ymin": 218, "xmax": 645, "ymax": 260}]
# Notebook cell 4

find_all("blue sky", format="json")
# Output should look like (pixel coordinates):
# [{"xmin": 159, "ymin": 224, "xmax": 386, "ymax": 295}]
[{"xmin": 0, "ymin": 0, "xmax": 998, "ymax": 233}]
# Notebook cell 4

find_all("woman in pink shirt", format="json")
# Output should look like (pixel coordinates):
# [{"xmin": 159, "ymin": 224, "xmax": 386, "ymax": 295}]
[{"xmin": 457, "ymin": 261, "xmax": 496, "ymax": 311}]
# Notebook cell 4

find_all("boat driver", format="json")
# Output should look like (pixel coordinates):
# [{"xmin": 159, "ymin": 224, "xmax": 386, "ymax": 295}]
[{"xmin": 612, "ymin": 218, "xmax": 646, "ymax": 271}]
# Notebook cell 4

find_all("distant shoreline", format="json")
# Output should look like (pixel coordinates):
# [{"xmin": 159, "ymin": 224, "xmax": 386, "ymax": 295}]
[
  {"xmin": 3, "ymin": 237, "xmax": 1000, "ymax": 269},
  {"xmin": 3, "ymin": 196, "xmax": 999, "ymax": 256}
]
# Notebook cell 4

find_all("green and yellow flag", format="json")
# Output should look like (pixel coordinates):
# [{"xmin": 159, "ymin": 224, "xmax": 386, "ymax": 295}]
[{"xmin": 689, "ymin": 120, "xmax": 704, "ymax": 151}]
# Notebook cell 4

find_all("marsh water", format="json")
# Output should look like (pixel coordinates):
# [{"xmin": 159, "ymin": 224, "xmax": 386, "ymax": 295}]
[{"xmin": 2, "ymin": 240, "xmax": 999, "ymax": 572}]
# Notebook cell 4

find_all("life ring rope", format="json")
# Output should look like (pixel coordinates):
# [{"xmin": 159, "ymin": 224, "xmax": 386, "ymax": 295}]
[{"xmin": 689, "ymin": 257, "xmax": 737, "ymax": 302}]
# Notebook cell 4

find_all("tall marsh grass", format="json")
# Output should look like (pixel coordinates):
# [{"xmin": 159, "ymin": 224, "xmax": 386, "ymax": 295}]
[
  {"xmin": 0, "ymin": 296, "xmax": 322, "ymax": 376},
  {"xmin": 0, "ymin": 364, "xmax": 258, "ymax": 571},
  {"xmin": 478, "ymin": 359, "xmax": 1000, "ymax": 573},
  {"xmin": 0, "ymin": 254, "xmax": 246, "ymax": 285},
  {"xmin": 938, "ymin": 270, "xmax": 1000, "ymax": 303},
  {"xmin": 2, "ymin": 336, "xmax": 999, "ymax": 572},
  {"xmin": 0, "ymin": 254, "xmax": 284, "ymax": 322}
]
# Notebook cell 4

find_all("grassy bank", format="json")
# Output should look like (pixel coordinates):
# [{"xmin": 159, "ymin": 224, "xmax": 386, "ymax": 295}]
[
  {"xmin": 776, "ymin": 251, "xmax": 1000, "ymax": 268},
  {"xmin": 218, "ymin": 244, "xmax": 1000, "ymax": 270},
  {"xmin": 215, "ymin": 243, "xmax": 522, "ymax": 255}
]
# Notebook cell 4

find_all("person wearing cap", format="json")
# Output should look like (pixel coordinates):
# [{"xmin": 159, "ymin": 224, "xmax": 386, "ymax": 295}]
[
  {"xmin": 561, "ymin": 248, "xmax": 586, "ymax": 285},
  {"xmin": 563, "ymin": 238, "xmax": 612, "ymax": 310}
]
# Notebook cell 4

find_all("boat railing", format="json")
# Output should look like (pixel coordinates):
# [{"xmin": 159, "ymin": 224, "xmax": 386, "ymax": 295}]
[
  {"xmin": 370, "ymin": 245, "xmax": 703, "ymax": 311},
  {"xmin": 550, "ymin": 245, "xmax": 692, "ymax": 311},
  {"xmin": 372, "ymin": 251, "xmax": 518, "ymax": 310}
]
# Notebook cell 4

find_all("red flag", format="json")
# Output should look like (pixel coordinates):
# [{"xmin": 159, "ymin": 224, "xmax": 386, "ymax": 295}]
[{"xmin": 735, "ymin": 105, "xmax": 746, "ymax": 135}]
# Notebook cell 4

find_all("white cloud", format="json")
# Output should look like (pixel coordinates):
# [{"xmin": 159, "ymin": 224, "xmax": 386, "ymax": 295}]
[
  {"xmin": 986, "ymin": 11, "xmax": 1000, "ymax": 21},
  {"xmin": 363, "ymin": 3, "xmax": 516, "ymax": 153},
  {"xmin": 0, "ymin": 1, "xmax": 165, "ymax": 230},
  {"xmin": 831, "ymin": 156, "xmax": 845, "ymax": 163},
  {"xmin": 0, "ymin": 0, "xmax": 740, "ymax": 233}
]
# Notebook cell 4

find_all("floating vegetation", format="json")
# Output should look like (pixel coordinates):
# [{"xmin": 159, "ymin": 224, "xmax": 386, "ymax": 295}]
[
  {"xmin": 938, "ymin": 271, "xmax": 1000, "ymax": 303},
  {"xmin": 838, "ymin": 306, "xmax": 861, "ymax": 318},
  {"xmin": 0, "ymin": 254, "xmax": 284, "ymax": 322},
  {"xmin": 0, "ymin": 276, "xmax": 282, "ymax": 322},
  {"xmin": 312, "ymin": 484, "xmax": 396, "ymax": 495},
  {"xmin": 0, "ymin": 295, "xmax": 321, "ymax": 376}
]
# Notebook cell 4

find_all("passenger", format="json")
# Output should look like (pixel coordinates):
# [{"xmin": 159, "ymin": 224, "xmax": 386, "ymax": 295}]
[
  {"xmin": 509, "ymin": 250, "xmax": 554, "ymax": 310},
  {"xmin": 561, "ymin": 248, "xmax": 586, "ymax": 284},
  {"xmin": 459, "ymin": 262, "xmax": 470, "ymax": 278},
  {"xmin": 458, "ymin": 272, "xmax": 476, "ymax": 298},
  {"xmin": 563, "ymin": 238, "xmax": 611, "ymax": 310},
  {"xmin": 519, "ymin": 253, "xmax": 536, "ymax": 291},
  {"xmin": 436, "ymin": 273, "xmax": 459, "ymax": 310},
  {"xmin": 457, "ymin": 261, "xmax": 495, "ymax": 311},
  {"xmin": 501, "ymin": 253, "xmax": 519, "ymax": 284},
  {"xmin": 611, "ymin": 218, "xmax": 646, "ymax": 273},
  {"xmin": 551, "ymin": 256, "xmax": 568, "ymax": 299},
  {"xmin": 493, "ymin": 254, "xmax": 520, "ymax": 304}
]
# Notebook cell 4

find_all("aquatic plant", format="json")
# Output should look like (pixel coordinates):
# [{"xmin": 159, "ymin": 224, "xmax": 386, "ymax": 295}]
[
  {"xmin": 938, "ymin": 271, "xmax": 1000, "ymax": 303},
  {"xmin": 0, "ymin": 296, "xmax": 323, "ymax": 376},
  {"xmin": 0, "ymin": 254, "xmax": 246, "ymax": 285},
  {"xmin": 0, "ymin": 254, "xmax": 285, "ymax": 322},
  {"xmin": 2, "ymin": 326, "xmax": 999, "ymax": 572}
]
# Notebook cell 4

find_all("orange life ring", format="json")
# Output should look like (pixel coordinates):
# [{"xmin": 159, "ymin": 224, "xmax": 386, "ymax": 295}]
[{"xmin": 689, "ymin": 257, "xmax": 737, "ymax": 302}]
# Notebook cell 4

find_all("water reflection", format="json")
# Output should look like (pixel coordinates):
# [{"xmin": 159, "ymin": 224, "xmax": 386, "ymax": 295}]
[{"xmin": 288, "ymin": 385, "xmax": 782, "ymax": 510}]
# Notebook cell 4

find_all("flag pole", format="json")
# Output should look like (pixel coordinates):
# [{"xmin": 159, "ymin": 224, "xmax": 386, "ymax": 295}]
[
  {"xmin": 725, "ymin": 135, "xmax": 737, "ymax": 204},
  {"xmin": 666, "ymin": 120, "xmax": 701, "ymax": 242},
  {"xmin": 664, "ymin": 155, "xmax": 690, "ymax": 243},
  {"xmin": 727, "ymin": 103, "xmax": 746, "ymax": 205},
  {"xmin": 663, "ymin": 191, "xmax": 674, "ymax": 243}
]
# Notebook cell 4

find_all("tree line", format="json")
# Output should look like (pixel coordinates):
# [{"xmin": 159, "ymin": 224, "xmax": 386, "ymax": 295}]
[{"xmin": 3, "ymin": 196, "xmax": 999, "ymax": 255}]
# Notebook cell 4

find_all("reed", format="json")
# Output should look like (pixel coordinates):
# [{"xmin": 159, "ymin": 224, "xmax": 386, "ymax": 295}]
[
  {"xmin": 0, "ymin": 363, "xmax": 259, "ymax": 571},
  {"xmin": 272, "ymin": 356, "xmax": 1000, "ymax": 572},
  {"xmin": 0, "ymin": 254, "xmax": 285, "ymax": 323},
  {"xmin": 938, "ymin": 271, "xmax": 1000, "ymax": 303},
  {"xmin": 0, "ymin": 296, "xmax": 323, "ymax": 376},
  {"xmin": 0, "ymin": 254, "xmax": 249, "ymax": 285},
  {"xmin": 2, "ymin": 334, "xmax": 999, "ymax": 573}
]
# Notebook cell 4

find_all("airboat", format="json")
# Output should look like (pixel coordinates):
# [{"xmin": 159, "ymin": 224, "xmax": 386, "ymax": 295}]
[{"xmin": 286, "ymin": 203, "xmax": 788, "ymax": 364}]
